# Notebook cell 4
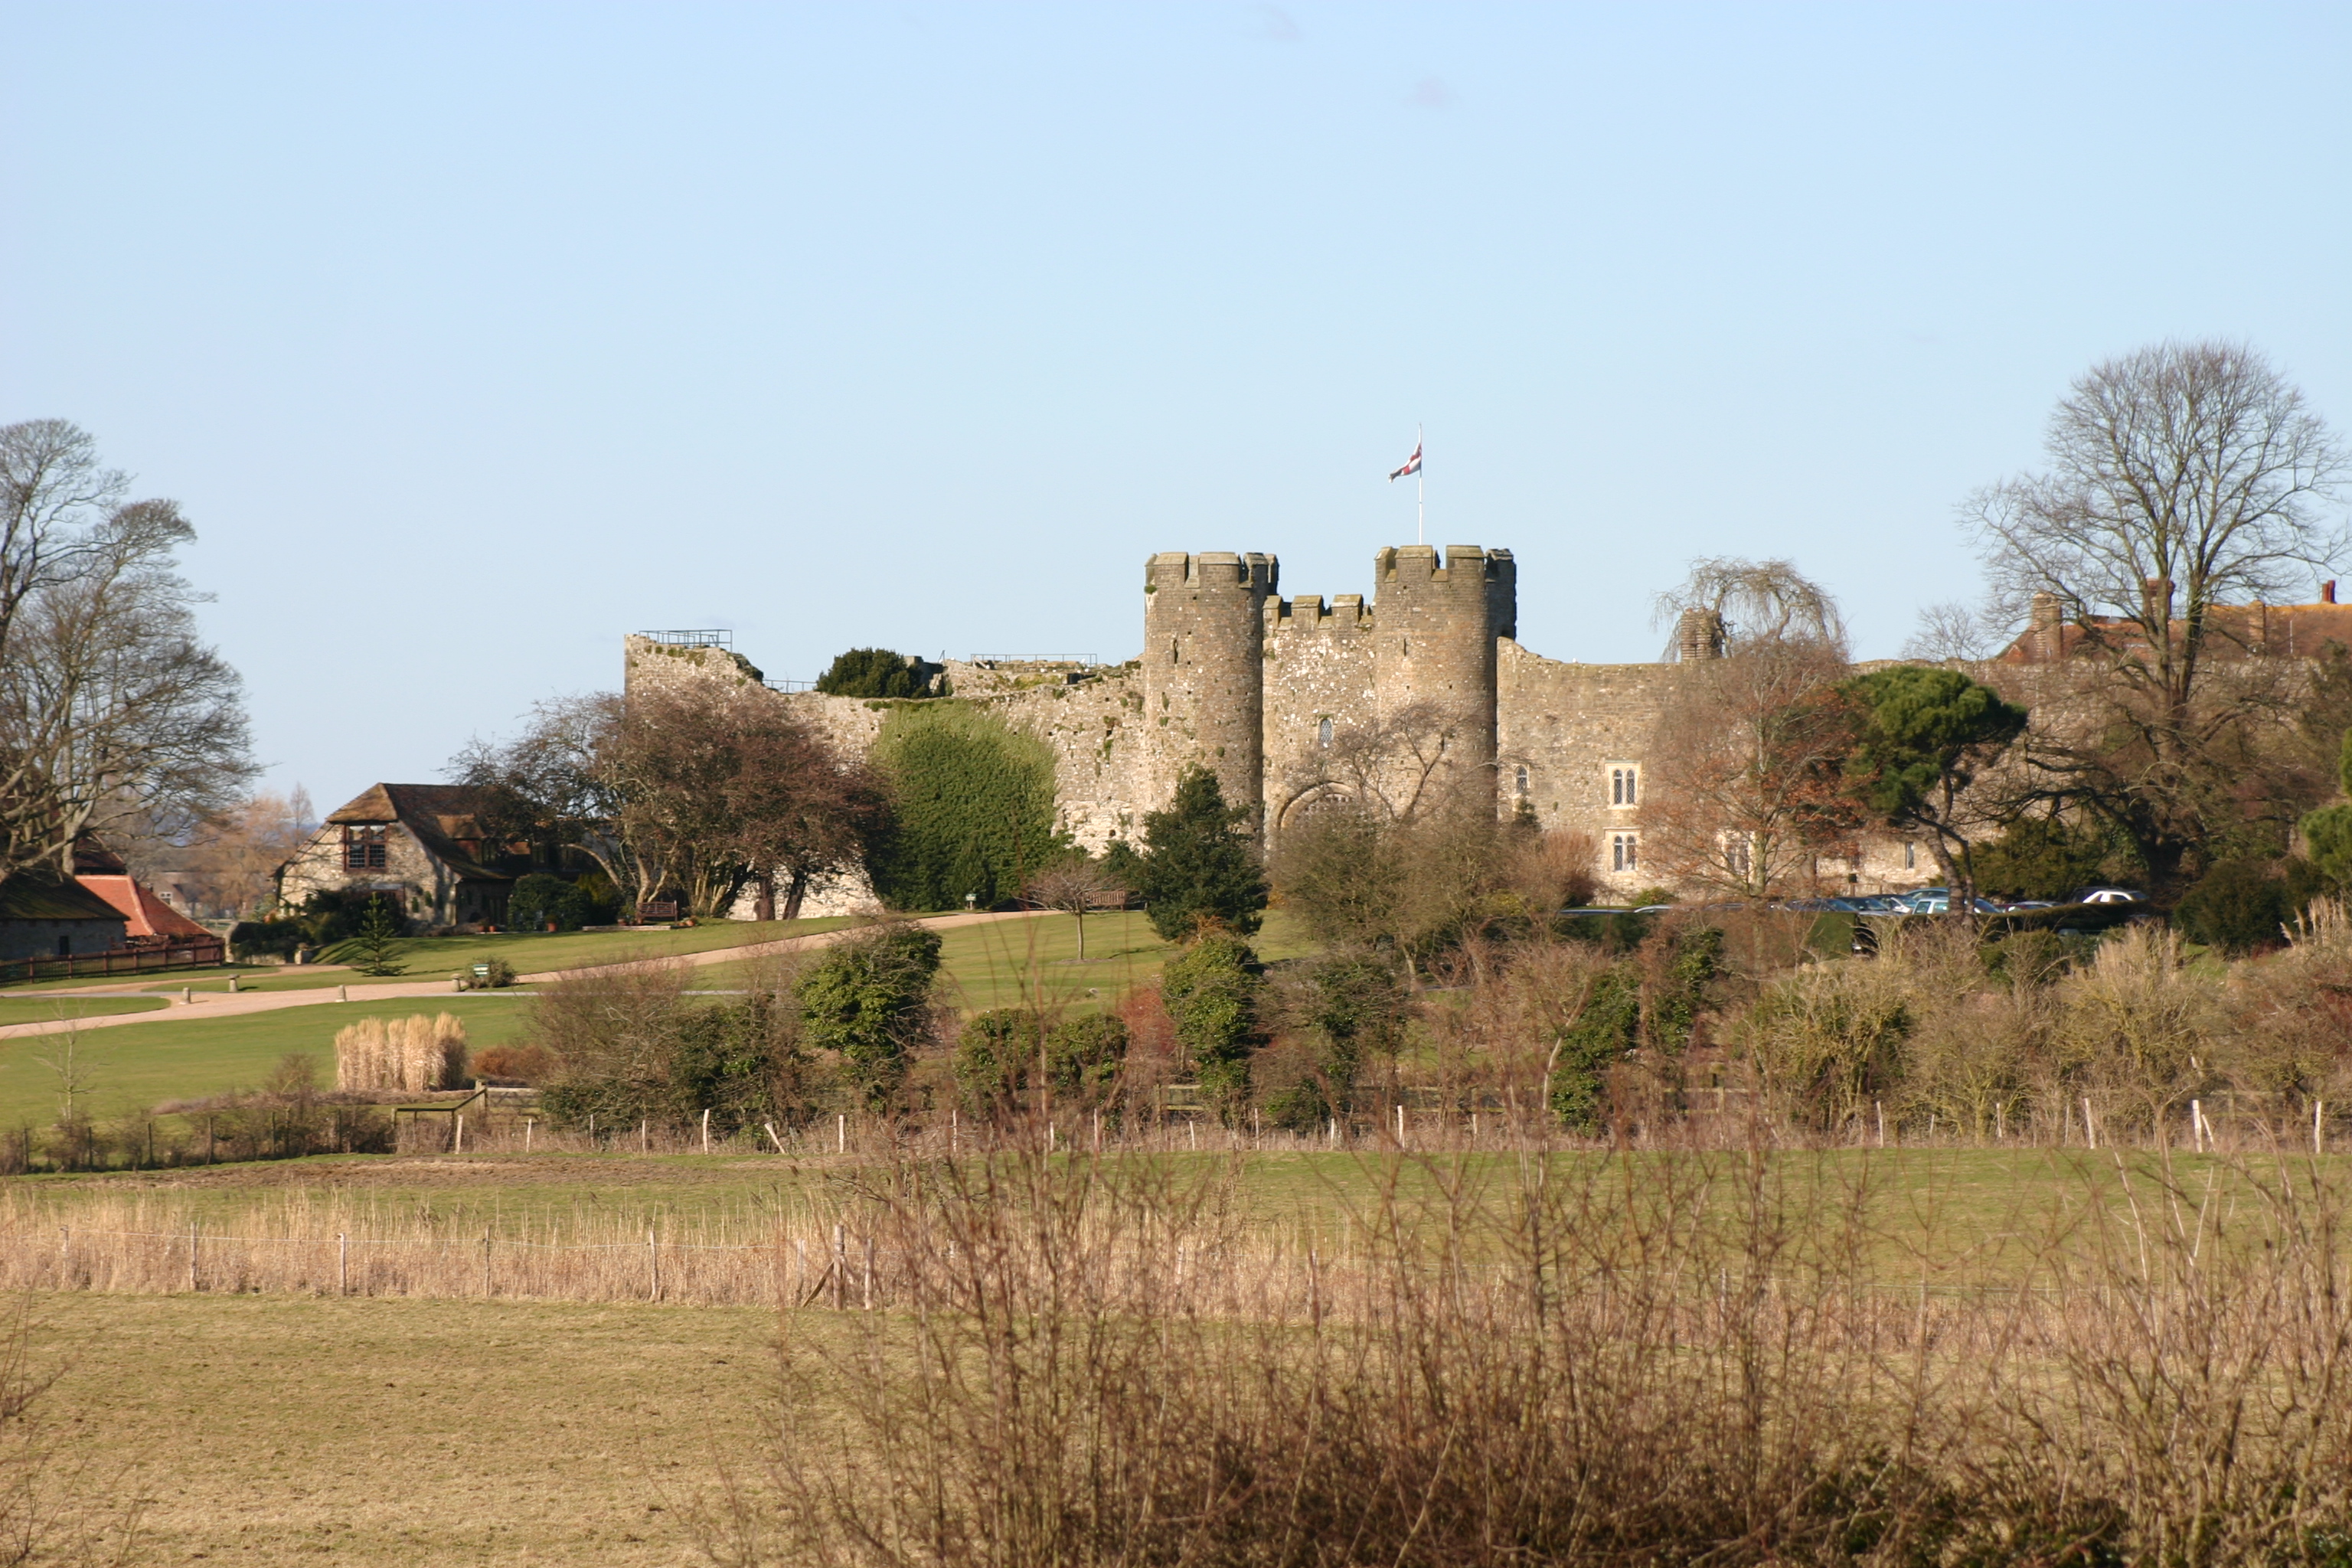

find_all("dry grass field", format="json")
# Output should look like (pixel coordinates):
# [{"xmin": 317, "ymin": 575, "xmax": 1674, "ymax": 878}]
[{"xmin": 35, "ymin": 1292, "xmax": 785, "ymax": 1566}]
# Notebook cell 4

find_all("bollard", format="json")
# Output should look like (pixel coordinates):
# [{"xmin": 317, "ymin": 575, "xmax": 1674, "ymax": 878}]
[
  {"xmin": 337, "ymin": 985, "xmax": 348, "ymax": 1002},
  {"xmin": 181, "ymin": 986, "xmax": 191, "ymax": 1004}
]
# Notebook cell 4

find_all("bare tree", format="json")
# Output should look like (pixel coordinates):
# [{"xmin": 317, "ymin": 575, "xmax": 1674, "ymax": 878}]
[
  {"xmin": 1287, "ymin": 700, "xmax": 1468, "ymax": 828},
  {"xmin": 1637, "ymin": 635, "xmax": 1861, "ymax": 898},
  {"xmin": 1899, "ymin": 601, "xmax": 2007, "ymax": 663},
  {"xmin": 1654, "ymin": 557, "xmax": 1846, "ymax": 658},
  {"xmin": 457, "ymin": 687, "xmax": 887, "ymax": 921},
  {"xmin": 1968, "ymin": 340, "xmax": 2349, "ymax": 884},
  {"xmin": 177, "ymin": 789, "xmax": 317, "ymax": 917},
  {"xmin": 1024, "ymin": 859, "xmax": 1122, "ymax": 959},
  {"xmin": 0, "ymin": 428, "xmax": 255, "ymax": 890}
]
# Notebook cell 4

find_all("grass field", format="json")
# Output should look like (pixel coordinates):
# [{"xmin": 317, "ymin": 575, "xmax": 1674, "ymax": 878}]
[
  {"xmin": 0, "ymin": 1144, "xmax": 2307, "ymax": 1285},
  {"xmin": 35, "ymin": 1292, "xmax": 781, "ymax": 1566},
  {"xmin": 0, "ymin": 995, "xmax": 168, "ymax": 1027},
  {"xmin": 0, "ymin": 995, "xmax": 537, "ymax": 1127},
  {"xmin": 698, "ymin": 907, "xmax": 1315, "ymax": 1011}
]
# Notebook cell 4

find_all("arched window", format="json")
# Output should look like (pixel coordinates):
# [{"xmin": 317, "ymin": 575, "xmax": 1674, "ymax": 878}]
[
  {"xmin": 1514, "ymin": 765, "xmax": 1529, "ymax": 795},
  {"xmin": 1318, "ymin": 717, "xmax": 1333, "ymax": 747}
]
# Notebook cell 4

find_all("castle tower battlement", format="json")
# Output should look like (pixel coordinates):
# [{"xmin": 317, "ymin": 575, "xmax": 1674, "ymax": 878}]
[
  {"xmin": 1372, "ymin": 546, "xmax": 1515, "ymax": 795},
  {"xmin": 1142, "ymin": 550, "xmax": 1276, "ymax": 816}
]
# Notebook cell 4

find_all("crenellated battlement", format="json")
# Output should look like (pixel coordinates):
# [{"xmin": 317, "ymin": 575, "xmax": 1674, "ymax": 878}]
[
  {"xmin": 1265, "ymin": 593, "xmax": 1371, "ymax": 636},
  {"xmin": 1146, "ymin": 550, "xmax": 1279, "ymax": 595}
]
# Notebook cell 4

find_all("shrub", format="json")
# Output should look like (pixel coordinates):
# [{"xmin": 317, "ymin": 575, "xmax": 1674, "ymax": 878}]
[
  {"xmin": 795, "ymin": 922, "xmax": 942, "ymax": 1109},
  {"xmin": 1159, "ymin": 933, "xmax": 1262, "ymax": 1120},
  {"xmin": 532, "ymin": 957, "xmax": 817, "ymax": 1132},
  {"xmin": 955, "ymin": 1008, "xmax": 1045, "ymax": 1114},
  {"xmin": 1047, "ymin": 1012, "xmax": 1129, "ymax": 1100},
  {"xmin": 1740, "ymin": 961, "xmax": 1914, "ymax": 1130},
  {"xmin": 2174, "ymin": 858, "xmax": 2323, "ymax": 956},
  {"xmin": 471, "ymin": 1042, "xmax": 553, "ymax": 1083},
  {"xmin": 1263, "ymin": 953, "xmax": 1406, "ymax": 1131},
  {"xmin": 508, "ymin": 872, "xmax": 592, "ymax": 931},
  {"xmin": 816, "ymin": 647, "xmax": 933, "ymax": 699},
  {"xmin": 867, "ymin": 704, "xmax": 1062, "ymax": 910}
]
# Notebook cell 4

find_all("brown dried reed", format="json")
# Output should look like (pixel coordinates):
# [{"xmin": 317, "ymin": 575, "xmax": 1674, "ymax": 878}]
[{"xmin": 332, "ymin": 1013, "xmax": 469, "ymax": 1092}]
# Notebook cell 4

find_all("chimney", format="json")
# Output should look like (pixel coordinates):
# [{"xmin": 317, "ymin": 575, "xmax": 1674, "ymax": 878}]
[
  {"xmin": 2141, "ymin": 577, "xmax": 2174, "ymax": 622},
  {"xmin": 2324, "ymin": 580, "xmax": 2337, "ymax": 605},
  {"xmin": 2029, "ymin": 592, "xmax": 2061, "ymax": 662},
  {"xmin": 1675, "ymin": 606, "xmax": 1725, "ymax": 662}
]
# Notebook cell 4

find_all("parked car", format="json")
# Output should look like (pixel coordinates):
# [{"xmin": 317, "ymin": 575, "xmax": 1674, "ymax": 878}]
[{"xmin": 2067, "ymin": 887, "xmax": 2148, "ymax": 906}]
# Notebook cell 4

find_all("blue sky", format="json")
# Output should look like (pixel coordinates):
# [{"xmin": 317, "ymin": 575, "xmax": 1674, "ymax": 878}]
[{"xmin": 5, "ymin": 2, "xmax": 2349, "ymax": 802}]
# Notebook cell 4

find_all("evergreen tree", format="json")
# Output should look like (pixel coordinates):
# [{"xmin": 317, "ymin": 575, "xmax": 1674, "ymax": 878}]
[
  {"xmin": 347, "ymin": 895, "xmax": 407, "ymax": 977},
  {"xmin": 1131, "ymin": 766, "xmax": 1268, "ymax": 940}
]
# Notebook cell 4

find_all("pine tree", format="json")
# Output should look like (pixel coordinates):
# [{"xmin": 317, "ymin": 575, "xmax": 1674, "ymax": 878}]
[
  {"xmin": 348, "ymin": 896, "xmax": 407, "ymax": 977},
  {"xmin": 1131, "ymin": 766, "xmax": 1268, "ymax": 941}
]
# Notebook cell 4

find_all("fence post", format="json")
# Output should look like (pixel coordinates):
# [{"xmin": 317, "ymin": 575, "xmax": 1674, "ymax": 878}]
[
  {"xmin": 524, "ymin": 1119, "xmax": 533, "ymax": 1153},
  {"xmin": 482, "ymin": 1233, "xmax": 492, "ymax": 1297},
  {"xmin": 2082, "ymin": 1097, "xmax": 2096, "ymax": 1152},
  {"xmin": 338, "ymin": 1232, "xmax": 347, "ymax": 1296},
  {"xmin": 838, "ymin": 1114, "xmax": 845, "ymax": 1155},
  {"xmin": 701, "ymin": 1108, "xmax": 710, "ymax": 1155},
  {"xmin": 455, "ymin": 1114, "xmax": 465, "ymax": 1155},
  {"xmin": 863, "ymin": 1236, "xmax": 874, "ymax": 1311},
  {"xmin": 1876, "ymin": 1102, "xmax": 1885, "ymax": 1148},
  {"xmin": 2318, "ymin": 1100, "xmax": 2327, "ymax": 1156},
  {"xmin": 188, "ymin": 1222, "xmax": 198, "ymax": 1291},
  {"xmin": 648, "ymin": 1227, "xmax": 659, "ymax": 1302},
  {"xmin": 832, "ymin": 1225, "xmax": 845, "ymax": 1310}
]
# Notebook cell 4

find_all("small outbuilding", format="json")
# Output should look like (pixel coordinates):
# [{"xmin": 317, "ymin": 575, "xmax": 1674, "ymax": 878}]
[
  {"xmin": 0, "ymin": 875, "xmax": 130, "ymax": 962},
  {"xmin": 276, "ymin": 784, "xmax": 516, "ymax": 932}
]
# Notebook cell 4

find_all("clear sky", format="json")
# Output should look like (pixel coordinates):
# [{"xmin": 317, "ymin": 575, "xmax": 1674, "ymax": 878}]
[{"xmin": 5, "ymin": 2, "xmax": 2349, "ymax": 805}]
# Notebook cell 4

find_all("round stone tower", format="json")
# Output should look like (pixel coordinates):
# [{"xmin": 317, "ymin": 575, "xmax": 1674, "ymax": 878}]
[
  {"xmin": 1142, "ymin": 550, "xmax": 1277, "ymax": 819},
  {"xmin": 1370, "ymin": 544, "xmax": 1516, "ymax": 808}
]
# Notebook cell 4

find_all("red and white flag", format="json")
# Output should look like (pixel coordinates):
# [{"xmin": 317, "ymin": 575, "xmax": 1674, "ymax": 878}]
[{"xmin": 1388, "ymin": 442, "xmax": 1422, "ymax": 482}]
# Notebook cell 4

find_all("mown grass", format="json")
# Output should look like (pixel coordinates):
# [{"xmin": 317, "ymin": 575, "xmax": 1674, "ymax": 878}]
[
  {"xmin": 696, "ymin": 908, "xmax": 1315, "ymax": 1012},
  {"xmin": 0, "ymin": 995, "xmax": 537, "ymax": 1128},
  {"xmin": 0, "ymin": 995, "xmax": 168, "ymax": 1026}
]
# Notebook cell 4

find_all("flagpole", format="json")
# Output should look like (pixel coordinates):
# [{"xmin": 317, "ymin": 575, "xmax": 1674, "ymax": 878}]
[{"xmin": 1416, "ymin": 425, "xmax": 1425, "ymax": 545}]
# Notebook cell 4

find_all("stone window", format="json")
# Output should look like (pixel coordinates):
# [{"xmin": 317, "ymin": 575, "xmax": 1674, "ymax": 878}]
[
  {"xmin": 1318, "ymin": 717, "xmax": 1333, "ymax": 747},
  {"xmin": 1610, "ymin": 831, "xmax": 1639, "ymax": 873},
  {"xmin": 1903, "ymin": 841, "xmax": 1916, "ymax": 871},
  {"xmin": 1608, "ymin": 763, "xmax": 1640, "ymax": 808},
  {"xmin": 1514, "ymin": 764, "xmax": 1529, "ymax": 795},
  {"xmin": 342, "ymin": 826, "xmax": 388, "ymax": 871},
  {"xmin": 1723, "ymin": 832, "xmax": 1752, "ymax": 879}
]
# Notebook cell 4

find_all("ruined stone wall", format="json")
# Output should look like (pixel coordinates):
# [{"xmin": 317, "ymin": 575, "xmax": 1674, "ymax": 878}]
[{"xmin": 1260, "ymin": 593, "xmax": 1378, "ymax": 830}]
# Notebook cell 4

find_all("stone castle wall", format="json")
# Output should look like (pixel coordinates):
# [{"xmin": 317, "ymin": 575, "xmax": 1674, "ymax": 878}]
[{"xmin": 635, "ymin": 543, "xmax": 2282, "ymax": 906}]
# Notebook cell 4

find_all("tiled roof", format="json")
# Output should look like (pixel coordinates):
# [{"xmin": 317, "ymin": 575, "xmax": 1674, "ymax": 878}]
[
  {"xmin": 318, "ymin": 784, "xmax": 513, "ymax": 884},
  {"xmin": 74, "ymin": 874, "xmax": 213, "ymax": 939},
  {"xmin": 0, "ymin": 875, "xmax": 130, "ymax": 923}
]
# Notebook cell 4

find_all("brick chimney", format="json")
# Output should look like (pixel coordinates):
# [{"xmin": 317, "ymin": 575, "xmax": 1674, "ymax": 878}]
[
  {"xmin": 2141, "ymin": 577, "xmax": 2174, "ymax": 622},
  {"xmin": 2324, "ymin": 580, "xmax": 2337, "ymax": 605}
]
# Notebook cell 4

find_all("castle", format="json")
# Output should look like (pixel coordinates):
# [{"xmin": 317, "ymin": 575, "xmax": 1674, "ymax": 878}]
[
  {"xmin": 628, "ymin": 541, "xmax": 1916, "ymax": 904},
  {"xmin": 626, "ymin": 544, "xmax": 2352, "ymax": 912}
]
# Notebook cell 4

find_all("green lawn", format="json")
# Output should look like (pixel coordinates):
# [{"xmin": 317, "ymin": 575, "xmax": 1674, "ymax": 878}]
[
  {"xmin": 699, "ymin": 908, "xmax": 1315, "ymax": 1012},
  {"xmin": 0, "ymin": 995, "xmax": 535, "ymax": 1128},
  {"xmin": 0, "ymin": 995, "xmax": 169, "ymax": 1027}
]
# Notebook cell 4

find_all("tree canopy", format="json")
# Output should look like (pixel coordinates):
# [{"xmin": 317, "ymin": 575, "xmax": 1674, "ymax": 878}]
[{"xmin": 1841, "ymin": 665, "xmax": 2028, "ymax": 903}]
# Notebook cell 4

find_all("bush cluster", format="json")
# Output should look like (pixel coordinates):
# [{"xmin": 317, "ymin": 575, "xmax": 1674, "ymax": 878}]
[
  {"xmin": 952, "ymin": 1008, "xmax": 1129, "ymax": 1115},
  {"xmin": 229, "ymin": 887, "xmax": 410, "ymax": 960}
]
